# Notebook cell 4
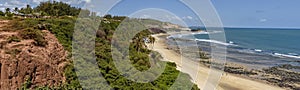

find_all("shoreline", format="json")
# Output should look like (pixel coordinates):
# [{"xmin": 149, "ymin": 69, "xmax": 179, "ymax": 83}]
[{"xmin": 147, "ymin": 32, "xmax": 285, "ymax": 90}]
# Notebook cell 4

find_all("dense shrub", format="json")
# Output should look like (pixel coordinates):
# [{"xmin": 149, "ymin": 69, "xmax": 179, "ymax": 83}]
[
  {"xmin": 0, "ymin": 11, "xmax": 5, "ymax": 16},
  {"xmin": 7, "ymin": 35, "xmax": 21, "ymax": 43},
  {"xmin": 20, "ymin": 28, "xmax": 48, "ymax": 47}
]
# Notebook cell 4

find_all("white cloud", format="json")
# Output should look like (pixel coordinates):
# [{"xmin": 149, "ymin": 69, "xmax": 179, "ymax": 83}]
[
  {"xmin": 165, "ymin": 15, "xmax": 180, "ymax": 21},
  {"xmin": 0, "ymin": 1, "xmax": 27, "ymax": 11},
  {"xmin": 259, "ymin": 18, "xmax": 267, "ymax": 22},
  {"xmin": 84, "ymin": 0, "xmax": 91, "ymax": 3},
  {"xmin": 32, "ymin": 0, "xmax": 47, "ymax": 4},
  {"xmin": 182, "ymin": 16, "xmax": 193, "ymax": 20},
  {"xmin": 140, "ymin": 15, "xmax": 151, "ymax": 19}
]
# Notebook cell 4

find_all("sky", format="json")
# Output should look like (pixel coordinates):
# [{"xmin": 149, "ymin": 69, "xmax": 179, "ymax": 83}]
[{"xmin": 1, "ymin": 0, "xmax": 300, "ymax": 28}]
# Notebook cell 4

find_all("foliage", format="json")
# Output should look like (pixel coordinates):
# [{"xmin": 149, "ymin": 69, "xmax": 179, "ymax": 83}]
[
  {"xmin": 0, "ymin": 11, "xmax": 5, "ymax": 16},
  {"xmin": 7, "ymin": 2, "xmax": 200, "ymax": 89},
  {"xmin": 104, "ymin": 14, "xmax": 112, "ymax": 19},
  {"xmin": 20, "ymin": 76, "xmax": 32, "ymax": 89},
  {"xmin": 20, "ymin": 28, "xmax": 48, "ymax": 47},
  {"xmin": 18, "ymin": 5, "xmax": 33, "ymax": 14},
  {"xmin": 34, "ymin": 1, "xmax": 80, "ymax": 16},
  {"xmin": 9, "ymin": 19, "xmax": 40, "ymax": 31},
  {"xmin": 5, "ymin": 49, "xmax": 21, "ymax": 57},
  {"xmin": 5, "ymin": 8, "xmax": 10, "ymax": 14},
  {"xmin": 5, "ymin": 1, "xmax": 85, "ymax": 17},
  {"xmin": 7, "ymin": 35, "xmax": 21, "ymax": 43},
  {"xmin": 9, "ymin": 17, "xmax": 200, "ymax": 90}
]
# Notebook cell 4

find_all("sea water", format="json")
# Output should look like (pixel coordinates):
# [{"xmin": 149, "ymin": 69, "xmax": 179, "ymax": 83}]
[{"xmin": 170, "ymin": 28, "xmax": 300, "ymax": 69}]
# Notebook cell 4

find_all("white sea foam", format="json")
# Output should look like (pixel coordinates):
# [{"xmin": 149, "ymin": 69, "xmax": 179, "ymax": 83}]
[
  {"xmin": 168, "ymin": 31, "xmax": 223, "ymax": 39},
  {"xmin": 254, "ymin": 49, "xmax": 263, "ymax": 52},
  {"xmin": 191, "ymin": 32, "xmax": 209, "ymax": 35},
  {"xmin": 195, "ymin": 39, "xmax": 235, "ymax": 46},
  {"xmin": 273, "ymin": 53, "xmax": 300, "ymax": 59},
  {"xmin": 288, "ymin": 53, "xmax": 298, "ymax": 56}
]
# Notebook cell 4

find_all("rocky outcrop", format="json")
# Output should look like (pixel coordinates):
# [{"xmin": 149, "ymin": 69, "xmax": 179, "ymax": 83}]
[{"xmin": 0, "ymin": 21, "xmax": 68, "ymax": 89}]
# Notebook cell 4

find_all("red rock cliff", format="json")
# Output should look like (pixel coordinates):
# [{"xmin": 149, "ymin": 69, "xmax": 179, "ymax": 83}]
[{"xmin": 0, "ymin": 20, "xmax": 68, "ymax": 89}]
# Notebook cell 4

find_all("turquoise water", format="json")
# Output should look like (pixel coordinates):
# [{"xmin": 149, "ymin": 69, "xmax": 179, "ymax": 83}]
[
  {"xmin": 193, "ymin": 28, "xmax": 300, "ymax": 59},
  {"xmin": 224, "ymin": 28, "xmax": 300, "ymax": 57},
  {"xmin": 172, "ymin": 27, "xmax": 300, "ymax": 68}
]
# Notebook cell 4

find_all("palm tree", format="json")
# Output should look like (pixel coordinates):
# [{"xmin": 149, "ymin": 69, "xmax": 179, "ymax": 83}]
[
  {"xmin": 25, "ymin": 4, "xmax": 33, "ymax": 14},
  {"xmin": 135, "ymin": 37, "xmax": 143, "ymax": 54},
  {"xmin": 14, "ymin": 7, "xmax": 19, "ymax": 14},
  {"xmin": 149, "ymin": 36, "xmax": 155, "ymax": 49},
  {"xmin": 5, "ymin": 8, "xmax": 10, "ymax": 14},
  {"xmin": 5, "ymin": 8, "xmax": 11, "ymax": 17},
  {"xmin": 132, "ymin": 34, "xmax": 147, "ymax": 54}
]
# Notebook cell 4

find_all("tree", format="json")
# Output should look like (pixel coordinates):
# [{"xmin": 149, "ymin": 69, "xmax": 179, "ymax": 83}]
[
  {"xmin": 104, "ymin": 14, "xmax": 112, "ymax": 19},
  {"xmin": 149, "ymin": 36, "xmax": 155, "ymax": 49},
  {"xmin": 91, "ymin": 12, "xmax": 97, "ymax": 17},
  {"xmin": 5, "ymin": 8, "xmax": 13, "ymax": 17},
  {"xmin": 136, "ymin": 38, "xmax": 143, "ymax": 54},
  {"xmin": 25, "ymin": 4, "xmax": 33, "ymax": 14},
  {"xmin": 80, "ymin": 9, "xmax": 91, "ymax": 17},
  {"xmin": 0, "ymin": 11, "xmax": 5, "ymax": 16},
  {"xmin": 14, "ymin": 7, "xmax": 19, "ymax": 14},
  {"xmin": 5, "ymin": 8, "xmax": 11, "ymax": 14},
  {"xmin": 34, "ymin": 1, "xmax": 81, "ymax": 16}
]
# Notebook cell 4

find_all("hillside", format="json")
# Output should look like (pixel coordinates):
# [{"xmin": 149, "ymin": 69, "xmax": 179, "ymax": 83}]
[
  {"xmin": 0, "ymin": 1, "xmax": 200, "ymax": 89},
  {"xmin": 0, "ymin": 17, "xmax": 199, "ymax": 89}
]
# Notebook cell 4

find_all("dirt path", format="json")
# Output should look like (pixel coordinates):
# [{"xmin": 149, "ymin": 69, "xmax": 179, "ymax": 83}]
[{"xmin": 148, "ymin": 33, "xmax": 284, "ymax": 90}]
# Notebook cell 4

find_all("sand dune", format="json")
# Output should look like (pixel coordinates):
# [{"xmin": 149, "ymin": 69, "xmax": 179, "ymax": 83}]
[{"xmin": 148, "ymin": 33, "xmax": 284, "ymax": 90}]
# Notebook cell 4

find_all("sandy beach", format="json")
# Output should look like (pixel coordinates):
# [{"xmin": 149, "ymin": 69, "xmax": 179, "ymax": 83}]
[{"xmin": 148, "ymin": 33, "xmax": 285, "ymax": 90}]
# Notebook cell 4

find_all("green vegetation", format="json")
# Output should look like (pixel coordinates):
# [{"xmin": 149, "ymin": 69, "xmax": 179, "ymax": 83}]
[
  {"xmin": 2, "ymin": 1, "xmax": 93, "ymax": 19},
  {"xmin": 20, "ymin": 76, "xmax": 33, "ymax": 89},
  {"xmin": 3, "ymin": 1, "xmax": 200, "ymax": 90},
  {"xmin": 0, "ymin": 11, "xmax": 5, "ymax": 16},
  {"xmin": 7, "ymin": 35, "xmax": 21, "ymax": 43},
  {"xmin": 35, "ymin": 1, "xmax": 80, "ymax": 16},
  {"xmin": 20, "ymin": 28, "xmax": 48, "ymax": 47},
  {"xmin": 5, "ymin": 49, "xmax": 21, "ymax": 58}
]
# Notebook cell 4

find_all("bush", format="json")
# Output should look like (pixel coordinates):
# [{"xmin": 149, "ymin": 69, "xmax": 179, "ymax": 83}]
[
  {"xmin": 5, "ymin": 49, "xmax": 21, "ymax": 56},
  {"xmin": 0, "ymin": 11, "xmax": 4, "ymax": 16},
  {"xmin": 7, "ymin": 35, "xmax": 21, "ymax": 43},
  {"xmin": 10, "ymin": 19, "xmax": 40, "ymax": 31},
  {"xmin": 20, "ymin": 28, "xmax": 48, "ymax": 47},
  {"xmin": 34, "ymin": 36, "xmax": 48, "ymax": 47}
]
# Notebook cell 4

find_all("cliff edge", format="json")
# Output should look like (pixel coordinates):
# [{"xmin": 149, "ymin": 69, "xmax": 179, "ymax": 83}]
[{"xmin": 0, "ymin": 20, "xmax": 68, "ymax": 89}]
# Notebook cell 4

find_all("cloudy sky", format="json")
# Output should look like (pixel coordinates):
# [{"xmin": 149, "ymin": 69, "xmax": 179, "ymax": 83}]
[{"xmin": 1, "ymin": 0, "xmax": 300, "ymax": 28}]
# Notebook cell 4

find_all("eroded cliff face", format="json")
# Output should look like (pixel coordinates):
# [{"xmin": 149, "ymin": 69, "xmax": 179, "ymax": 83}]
[{"xmin": 0, "ymin": 20, "xmax": 68, "ymax": 89}]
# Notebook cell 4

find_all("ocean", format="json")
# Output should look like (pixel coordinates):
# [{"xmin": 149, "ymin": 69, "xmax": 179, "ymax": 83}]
[{"xmin": 169, "ymin": 27, "xmax": 300, "ymax": 69}]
